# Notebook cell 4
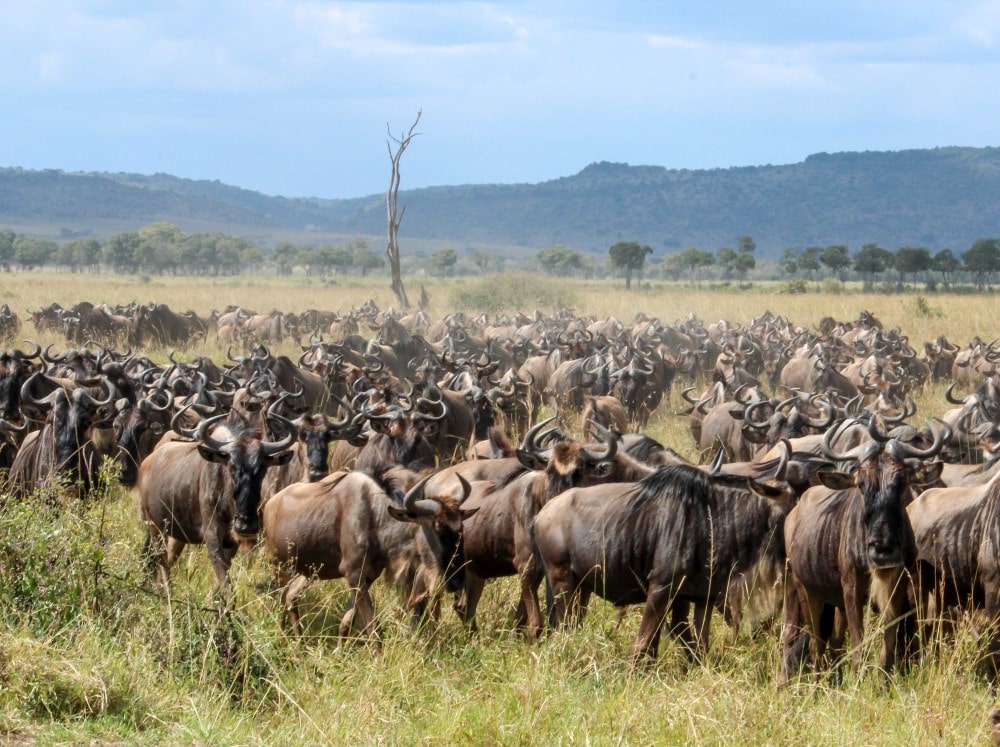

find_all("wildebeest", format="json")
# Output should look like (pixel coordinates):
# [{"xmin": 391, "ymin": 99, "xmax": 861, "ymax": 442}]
[
  {"xmin": 137, "ymin": 411, "xmax": 296, "ymax": 594},
  {"xmin": 9, "ymin": 373, "xmax": 117, "ymax": 498},
  {"xmin": 263, "ymin": 470, "xmax": 477, "ymax": 638},
  {"xmin": 780, "ymin": 417, "xmax": 947, "ymax": 680},
  {"xmin": 907, "ymin": 467, "xmax": 1000, "ymax": 674},
  {"xmin": 533, "ymin": 462, "xmax": 794, "ymax": 663}
]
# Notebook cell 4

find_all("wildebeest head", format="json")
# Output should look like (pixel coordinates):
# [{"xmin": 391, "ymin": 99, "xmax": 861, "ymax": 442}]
[
  {"xmin": 0, "ymin": 341, "xmax": 40, "ymax": 419},
  {"xmin": 387, "ymin": 472, "xmax": 479, "ymax": 592},
  {"xmin": 516, "ymin": 417, "xmax": 619, "ymax": 497},
  {"xmin": 293, "ymin": 403, "xmax": 363, "ymax": 481},
  {"xmin": 112, "ymin": 390, "xmax": 173, "ymax": 486},
  {"xmin": 820, "ymin": 416, "xmax": 948, "ymax": 569},
  {"xmin": 196, "ymin": 412, "xmax": 297, "ymax": 537}
]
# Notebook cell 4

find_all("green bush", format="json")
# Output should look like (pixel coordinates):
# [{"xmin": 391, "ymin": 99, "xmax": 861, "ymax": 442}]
[{"xmin": 448, "ymin": 273, "xmax": 578, "ymax": 314}]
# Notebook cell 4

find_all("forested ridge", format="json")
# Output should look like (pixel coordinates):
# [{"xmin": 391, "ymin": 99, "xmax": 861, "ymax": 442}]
[{"xmin": 2, "ymin": 146, "xmax": 999, "ymax": 257}]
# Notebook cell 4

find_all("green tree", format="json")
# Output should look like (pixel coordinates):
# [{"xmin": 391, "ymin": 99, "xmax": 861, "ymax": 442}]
[
  {"xmin": 273, "ymin": 241, "xmax": 299, "ymax": 276},
  {"xmin": 470, "ymin": 249, "xmax": 494, "ymax": 274},
  {"xmin": 661, "ymin": 252, "xmax": 685, "ymax": 281},
  {"xmin": 0, "ymin": 229, "xmax": 17, "ymax": 272},
  {"xmin": 427, "ymin": 247, "xmax": 458, "ymax": 277},
  {"xmin": 894, "ymin": 246, "xmax": 931, "ymax": 287},
  {"xmin": 537, "ymin": 245, "xmax": 584, "ymax": 275},
  {"xmin": 962, "ymin": 238, "xmax": 1000, "ymax": 290},
  {"xmin": 608, "ymin": 241, "xmax": 653, "ymax": 289},
  {"xmin": 75, "ymin": 238, "xmax": 102, "ymax": 273},
  {"xmin": 820, "ymin": 245, "xmax": 851, "ymax": 282},
  {"xmin": 715, "ymin": 247, "xmax": 738, "ymax": 280},
  {"xmin": 675, "ymin": 247, "xmax": 715, "ymax": 287},
  {"xmin": 733, "ymin": 251, "xmax": 756, "ymax": 286},
  {"xmin": 136, "ymin": 222, "xmax": 184, "ymax": 274},
  {"xmin": 14, "ymin": 236, "xmax": 57, "ymax": 270},
  {"xmin": 853, "ymin": 243, "xmax": 894, "ymax": 289},
  {"xmin": 354, "ymin": 244, "xmax": 385, "ymax": 276},
  {"xmin": 103, "ymin": 232, "xmax": 140, "ymax": 274},
  {"xmin": 798, "ymin": 246, "xmax": 822, "ymax": 282},
  {"xmin": 931, "ymin": 248, "xmax": 960, "ymax": 288},
  {"xmin": 737, "ymin": 235, "xmax": 757, "ymax": 255},
  {"xmin": 780, "ymin": 247, "xmax": 800, "ymax": 276},
  {"xmin": 55, "ymin": 240, "xmax": 79, "ymax": 272}
]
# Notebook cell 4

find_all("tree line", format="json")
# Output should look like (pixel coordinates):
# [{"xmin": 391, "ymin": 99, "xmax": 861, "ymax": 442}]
[{"xmin": 4, "ymin": 222, "xmax": 1000, "ymax": 292}]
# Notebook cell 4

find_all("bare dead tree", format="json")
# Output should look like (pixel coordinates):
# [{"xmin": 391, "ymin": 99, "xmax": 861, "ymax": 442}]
[{"xmin": 386, "ymin": 108, "xmax": 422, "ymax": 309}]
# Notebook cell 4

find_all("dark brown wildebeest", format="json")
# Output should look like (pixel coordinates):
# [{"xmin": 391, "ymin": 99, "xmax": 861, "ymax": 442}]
[
  {"xmin": 137, "ymin": 411, "xmax": 296, "ymax": 594},
  {"xmin": 456, "ymin": 420, "xmax": 655, "ymax": 637},
  {"xmin": 9, "ymin": 373, "xmax": 117, "ymax": 498},
  {"xmin": 780, "ymin": 417, "xmax": 947, "ymax": 681},
  {"xmin": 262, "ymin": 470, "xmax": 477, "ymax": 638},
  {"xmin": 111, "ymin": 389, "xmax": 174, "ymax": 486},
  {"xmin": 907, "ymin": 467, "xmax": 1000, "ymax": 674},
  {"xmin": 533, "ymin": 462, "xmax": 794, "ymax": 664}
]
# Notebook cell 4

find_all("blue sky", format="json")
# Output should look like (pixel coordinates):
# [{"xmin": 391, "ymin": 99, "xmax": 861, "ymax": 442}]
[{"xmin": 2, "ymin": 1, "xmax": 998, "ymax": 199}]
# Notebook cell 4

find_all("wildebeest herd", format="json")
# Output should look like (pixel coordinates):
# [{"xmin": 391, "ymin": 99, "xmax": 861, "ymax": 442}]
[{"xmin": 7, "ymin": 300, "xmax": 1000, "ymax": 683}]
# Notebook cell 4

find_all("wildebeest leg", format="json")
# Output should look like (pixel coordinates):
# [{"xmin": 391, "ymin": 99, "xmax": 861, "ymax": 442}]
[
  {"xmin": 205, "ymin": 527, "xmax": 240, "ymax": 597},
  {"xmin": 842, "ymin": 579, "xmax": 867, "ymax": 671},
  {"xmin": 282, "ymin": 574, "xmax": 311, "ymax": 635},
  {"xmin": 631, "ymin": 582, "xmax": 672, "ymax": 665},
  {"xmin": 517, "ymin": 557, "xmax": 546, "ymax": 638},
  {"xmin": 691, "ymin": 601, "xmax": 712, "ymax": 661},
  {"xmin": 339, "ymin": 577, "xmax": 377, "ymax": 645},
  {"xmin": 780, "ymin": 576, "xmax": 810, "ymax": 683},
  {"xmin": 455, "ymin": 573, "xmax": 486, "ymax": 632},
  {"xmin": 874, "ymin": 568, "xmax": 914, "ymax": 673},
  {"xmin": 982, "ymin": 573, "xmax": 1000, "ymax": 678},
  {"xmin": 667, "ymin": 599, "xmax": 693, "ymax": 652}
]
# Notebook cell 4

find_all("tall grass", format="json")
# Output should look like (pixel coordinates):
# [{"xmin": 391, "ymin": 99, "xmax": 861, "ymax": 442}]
[{"xmin": 1, "ymin": 274, "xmax": 999, "ymax": 743}]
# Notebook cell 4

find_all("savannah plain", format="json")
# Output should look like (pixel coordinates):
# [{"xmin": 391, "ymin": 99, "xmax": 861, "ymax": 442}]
[{"xmin": 1, "ymin": 270, "xmax": 999, "ymax": 745}]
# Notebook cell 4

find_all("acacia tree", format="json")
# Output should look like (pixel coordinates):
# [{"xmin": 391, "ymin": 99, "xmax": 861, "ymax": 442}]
[
  {"xmin": 608, "ymin": 241, "xmax": 652, "ymax": 289},
  {"xmin": 820, "ymin": 245, "xmax": 851, "ymax": 283},
  {"xmin": 963, "ymin": 238, "xmax": 1000, "ymax": 290},
  {"xmin": 386, "ymin": 109, "xmax": 422, "ymax": 308},
  {"xmin": 932, "ymin": 248, "xmax": 960, "ymax": 288}
]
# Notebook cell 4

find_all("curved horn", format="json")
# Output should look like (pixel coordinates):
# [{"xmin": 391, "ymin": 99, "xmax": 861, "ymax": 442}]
[
  {"xmin": 520, "ymin": 416, "xmax": 557, "ymax": 455},
  {"xmin": 944, "ymin": 381, "xmax": 969, "ymax": 405},
  {"xmin": 401, "ymin": 473, "xmax": 441, "ymax": 517},
  {"xmin": 19, "ymin": 340, "xmax": 42, "ymax": 360},
  {"xmin": 707, "ymin": 447, "xmax": 725, "ymax": 475},
  {"xmin": 822, "ymin": 418, "xmax": 868, "ymax": 462},
  {"xmin": 170, "ymin": 403, "xmax": 200, "ymax": 440},
  {"xmin": 887, "ymin": 418, "xmax": 951, "ymax": 460},
  {"xmin": 743, "ymin": 399, "xmax": 775, "ymax": 430},
  {"xmin": 197, "ymin": 413, "xmax": 232, "ymax": 454},
  {"xmin": 262, "ymin": 412, "xmax": 298, "ymax": 455},
  {"xmin": 584, "ymin": 421, "xmax": 618, "ymax": 464}
]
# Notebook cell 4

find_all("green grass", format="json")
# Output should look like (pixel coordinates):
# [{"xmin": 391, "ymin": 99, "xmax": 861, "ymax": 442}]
[{"xmin": 2, "ymin": 274, "xmax": 1000, "ymax": 743}]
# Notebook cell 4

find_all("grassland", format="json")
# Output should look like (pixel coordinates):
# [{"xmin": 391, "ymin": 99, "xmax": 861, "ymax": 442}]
[{"xmin": 2, "ymin": 272, "xmax": 999, "ymax": 745}]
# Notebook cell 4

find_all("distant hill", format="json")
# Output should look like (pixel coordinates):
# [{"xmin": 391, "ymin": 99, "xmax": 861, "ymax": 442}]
[{"xmin": 2, "ymin": 146, "xmax": 999, "ymax": 258}]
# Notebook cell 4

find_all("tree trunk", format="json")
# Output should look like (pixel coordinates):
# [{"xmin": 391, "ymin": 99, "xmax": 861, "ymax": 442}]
[{"xmin": 385, "ymin": 109, "xmax": 422, "ymax": 309}]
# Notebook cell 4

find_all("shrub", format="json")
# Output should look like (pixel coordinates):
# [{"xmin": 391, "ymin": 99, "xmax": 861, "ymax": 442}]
[{"xmin": 448, "ymin": 273, "xmax": 578, "ymax": 314}]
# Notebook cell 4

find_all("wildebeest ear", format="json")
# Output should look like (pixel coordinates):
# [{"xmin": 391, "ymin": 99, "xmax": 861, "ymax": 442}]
[
  {"xmin": 817, "ymin": 470, "xmax": 856, "ymax": 490},
  {"xmin": 460, "ymin": 507, "xmax": 480, "ymax": 520},
  {"xmin": 149, "ymin": 421, "xmax": 164, "ymax": 435},
  {"xmin": 266, "ymin": 450, "xmax": 295, "ymax": 467},
  {"xmin": 909, "ymin": 459, "xmax": 944, "ymax": 486},
  {"xmin": 746, "ymin": 477, "xmax": 790, "ymax": 501},
  {"xmin": 516, "ymin": 448, "xmax": 546, "ymax": 470},
  {"xmin": 386, "ymin": 504, "xmax": 414, "ymax": 523},
  {"xmin": 197, "ymin": 444, "xmax": 230, "ymax": 464}
]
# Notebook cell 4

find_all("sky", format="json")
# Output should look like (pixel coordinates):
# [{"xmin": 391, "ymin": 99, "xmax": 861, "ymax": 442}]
[{"xmin": 2, "ymin": 1, "xmax": 999, "ymax": 199}]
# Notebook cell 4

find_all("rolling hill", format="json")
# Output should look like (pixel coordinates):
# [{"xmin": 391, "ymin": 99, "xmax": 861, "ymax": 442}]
[{"xmin": 1, "ymin": 146, "xmax": 998, "ymax": 257}]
